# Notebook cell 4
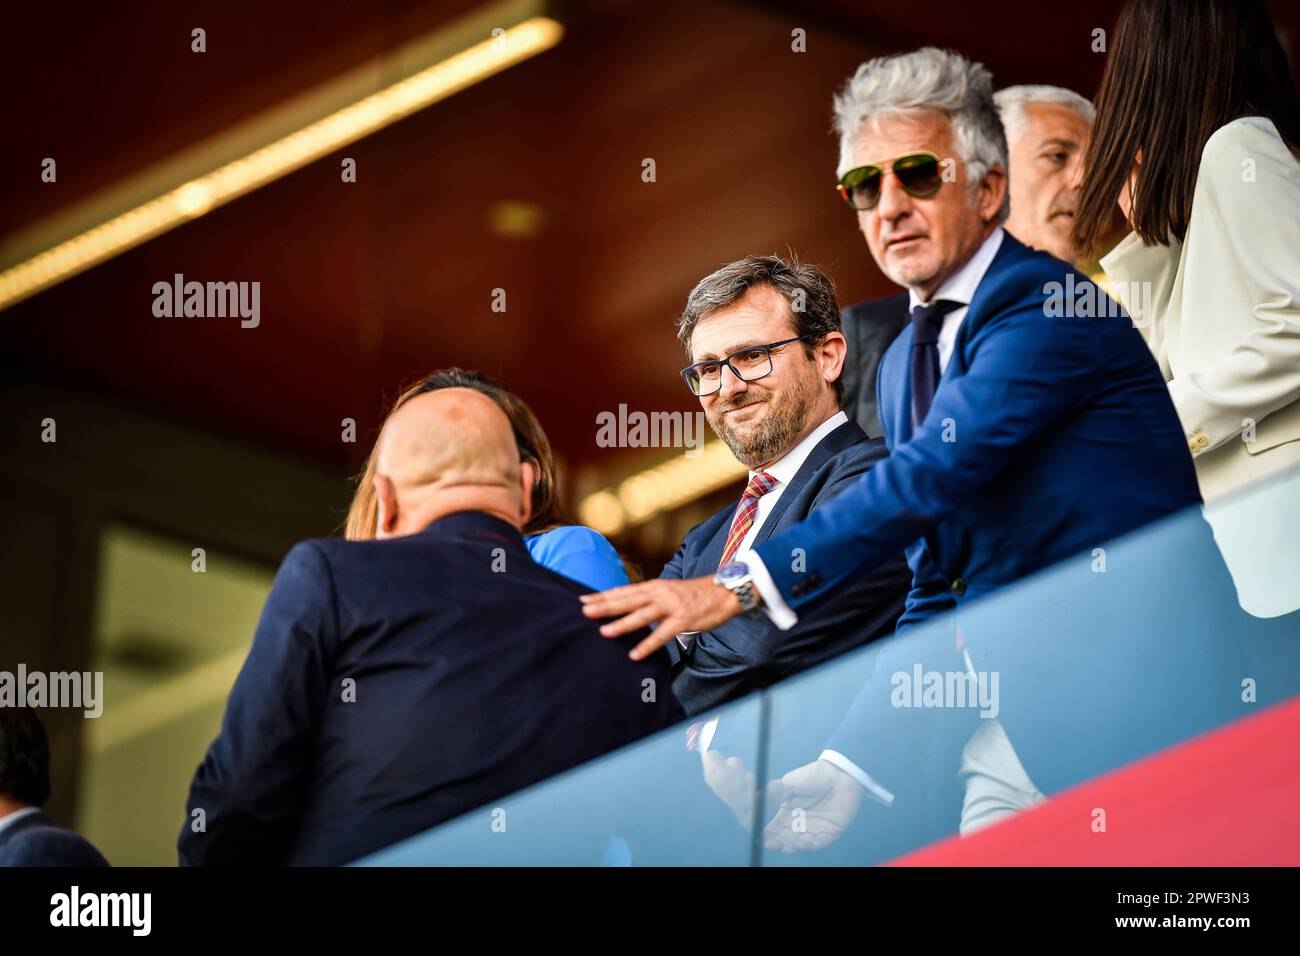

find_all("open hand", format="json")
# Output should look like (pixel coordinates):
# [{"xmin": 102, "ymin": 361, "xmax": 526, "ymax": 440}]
[{"xmin": 580, "ymin": 576, "xmax": 741, "ymax": 660}]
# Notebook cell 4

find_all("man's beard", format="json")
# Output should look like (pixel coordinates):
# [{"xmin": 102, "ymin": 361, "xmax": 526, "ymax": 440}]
[{"xmin": 707, "ymin": 372, "xmax": 816, "ymax": 470}]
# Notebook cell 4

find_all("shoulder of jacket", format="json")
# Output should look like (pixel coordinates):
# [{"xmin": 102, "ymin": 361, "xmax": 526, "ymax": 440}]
[
  {"xmin": 808, "ymin": 438, "xmax": 883, "ymax": 495},
  {"xmin": 971, "ymin": 244, "xmax": 1076, "ymax": 325},
  {"xmin": 1200, "ymin": 117, "xmax": 1297, "ymax": 183}
]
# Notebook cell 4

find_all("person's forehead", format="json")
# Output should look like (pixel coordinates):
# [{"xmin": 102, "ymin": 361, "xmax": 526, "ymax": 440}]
[
  {"xmin": 1017, "ymin": 102, "xmax": 1091, "ymax": 143},
  {"xmin": 851, "ymin": 112, "xmax": 954, "ymax": 162},
  {"xmin": 691, "ymin": 288, "xmax": 795, "ymax": 359}
]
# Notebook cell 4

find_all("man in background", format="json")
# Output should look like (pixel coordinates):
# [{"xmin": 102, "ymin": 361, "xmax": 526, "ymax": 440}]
[
  {"xmin": 995, "ymin": 84, "xmax": 1093, "ymax": 263},
  {"xmin": 0, "ymin": 707, "xmax": 109, "ymax": 867},
  {"xmin": 181, "ymin": 388, "xmax": 680, "ymax": 866}
]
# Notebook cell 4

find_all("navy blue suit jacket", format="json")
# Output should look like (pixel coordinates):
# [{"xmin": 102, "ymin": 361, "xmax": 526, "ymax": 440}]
[
  {"xmin": 662, "ymin": 419, "xmax": 909, "ymax": 715},
  {"xmin": 754, "ymin": 233, "xmax": 1201, "ymax": 621},
  {"xmin": 179, "ymin": 511, "xmax": 682, "ymax": 866},
  {"xmin": 0, "ymin": 810, "xmax": 109, "ymax": 867}
]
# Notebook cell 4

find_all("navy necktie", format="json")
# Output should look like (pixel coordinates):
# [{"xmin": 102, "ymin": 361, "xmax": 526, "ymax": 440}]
[{"xmin": 910, "ymin": 299, "xmax": 961, "ymax": 427}]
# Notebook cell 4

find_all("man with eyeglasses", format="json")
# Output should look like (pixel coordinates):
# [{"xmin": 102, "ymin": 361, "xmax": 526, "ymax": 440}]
[
  {"xmin": 584, "ymin": 48, "xmax": 1205, "ymax": 850},
  {"xmin": 661, "ymin": 255, "xmax": 910, "ymax": 719}
]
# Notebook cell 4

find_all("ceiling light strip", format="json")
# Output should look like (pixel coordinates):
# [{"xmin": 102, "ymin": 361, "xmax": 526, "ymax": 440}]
[{"xmin": 0, "ymin": 10, "xmax": 562, "ymax": 312}]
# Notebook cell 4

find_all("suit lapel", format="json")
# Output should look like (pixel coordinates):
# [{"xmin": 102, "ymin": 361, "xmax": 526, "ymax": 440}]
[
  {"xmin": 753, "ymin": 420, "xmax": 868, "ymax": 547},
  {"xmin": 944, "ymin": 232, "xmax": 1030, "ymax": 375},
  {"xmin": 693, "ymin": 507, "xmax": 736, "ymax": 575}
]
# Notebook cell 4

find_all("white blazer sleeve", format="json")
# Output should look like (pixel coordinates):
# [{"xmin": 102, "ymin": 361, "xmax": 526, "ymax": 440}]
[{"xmin": 1169, "ymin": 121, "xmax": 1300, "ymax": 453}]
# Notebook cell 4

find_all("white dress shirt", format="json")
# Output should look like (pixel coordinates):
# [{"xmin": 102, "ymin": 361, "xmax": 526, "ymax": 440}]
[
  {"xmin": 912, "ymin": 227, "xmax": 1005, "ymax": 374},
  {"xmin": 736, "ymin": 410, "xmax": 850, "ymax": 553}
]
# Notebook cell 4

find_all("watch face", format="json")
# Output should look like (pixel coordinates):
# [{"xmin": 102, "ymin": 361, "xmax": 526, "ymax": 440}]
[{"xmin": 717, "ymin": 560, "xmax": 749, "ymax": 581}]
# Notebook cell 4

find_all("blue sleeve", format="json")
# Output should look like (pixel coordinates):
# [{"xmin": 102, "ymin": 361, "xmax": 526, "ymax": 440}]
[
  {"xmin": 755, "ymin": 294, "xmax": 1103, "ymax": 611},
  {"xmin": 897, "ymin": 540, "xmax": 957, "ymax": 629},
  {"xmin": 526, "ymin": 526, "xmax": 630, "ymax": 592},
  {"xmin": 179, "ymin": 541, "xmax": 335, "ymax": 865}
]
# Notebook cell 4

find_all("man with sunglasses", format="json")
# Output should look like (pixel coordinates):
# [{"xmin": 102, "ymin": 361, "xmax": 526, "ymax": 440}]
[
  {"xmin": 660, "ymin": 255, "xmax": 909, "ymax": 718},
  {"xmin": 838, "ymin": 85, "xmax": 1096, "ymax": 440},
  {"xmin": 584, "ymin": 48, "xmax": 1203, "ymax": 849}
]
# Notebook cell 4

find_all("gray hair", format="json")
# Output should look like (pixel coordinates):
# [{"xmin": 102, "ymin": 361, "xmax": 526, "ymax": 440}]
[
  {"xmin": 994, "ymin": 84, "xmax": 1094, "ymax": 143},
  {"xmin": 677, "ymin": 254, "xmax": 843, "ymax": 402},
  {"xmin": 833, "ymin": 47, "xmax": 1010, "ymax": 224}
]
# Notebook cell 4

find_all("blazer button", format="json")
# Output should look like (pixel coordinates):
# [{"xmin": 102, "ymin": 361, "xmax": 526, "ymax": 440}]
[
  {"xmin": 951, "ymin": 578, "xmax": 967, "ymax": 596},
  {"xmin": 1197, "ymin": 433, "xmax": 1209, "ymax": 448}
]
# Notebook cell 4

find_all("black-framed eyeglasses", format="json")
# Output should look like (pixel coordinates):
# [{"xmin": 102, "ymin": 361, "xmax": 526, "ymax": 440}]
[
  {"xmin": 836, "ymin": 151, "xmax": 945, "ymax": 211},
  {"xmin": 680, "ymin": 335, "xmax": 813, "ymax": 396}
]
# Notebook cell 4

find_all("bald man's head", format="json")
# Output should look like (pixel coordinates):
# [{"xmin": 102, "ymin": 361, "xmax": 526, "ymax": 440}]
[{"xmin": 372, "ymin": 388, "xmax": 533, "ymax": 537}]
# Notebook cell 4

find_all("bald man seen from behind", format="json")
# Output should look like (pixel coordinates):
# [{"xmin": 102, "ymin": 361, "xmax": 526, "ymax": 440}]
[{"xmin": 180, "ymin": 389, "xmax": 681, "ymax": 866}]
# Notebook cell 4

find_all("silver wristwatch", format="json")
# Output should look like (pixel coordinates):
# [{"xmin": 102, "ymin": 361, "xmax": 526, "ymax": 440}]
[{"xmin": 714, "ymin": 560, "xmax": 762, "ymax": 613}]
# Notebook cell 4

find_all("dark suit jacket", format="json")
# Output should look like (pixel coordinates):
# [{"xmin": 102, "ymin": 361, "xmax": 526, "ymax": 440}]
[
  {"xmin": 0, "ymin": 810, "xmax": 109, "ymax": 867},
  {"xmin": 839, "ymin": 294, "xmax": 910, "ymax": 438},
  {"xmin": 179, "ymin": 511, "xmax": 682, "ymax": 866},
  {"xmin": 662, "ymin": 418, "xmax": 909, "ymax": 715}
]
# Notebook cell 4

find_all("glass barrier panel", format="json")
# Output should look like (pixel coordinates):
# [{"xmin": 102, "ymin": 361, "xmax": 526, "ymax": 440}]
[
  {"xmin": 758, "ymin": 466, "xmax": 1300, "ymax": 864},
  {"xmin": 356, "ymin": 693, "xmax": 763, "ymax": 866},
  {"xmin": 359, "ymin": 465, "xmax": 1300, "ymax": 866}
]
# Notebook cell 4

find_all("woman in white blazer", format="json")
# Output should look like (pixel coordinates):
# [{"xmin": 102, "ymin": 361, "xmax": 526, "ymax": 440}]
[{"xmin": 1074, "ymin": 0, "xmax": 1300, "ymax": 617}]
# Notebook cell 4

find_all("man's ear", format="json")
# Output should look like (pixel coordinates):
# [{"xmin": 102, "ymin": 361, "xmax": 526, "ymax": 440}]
[
  {"xmin": 518, "ymin": 460, "xmax": 537, "ymax": 529},
  {"xmin": 979, "ymin": 164, "xmax": 1009, "ymax": 224},
  {"xmin": 819, "ymin": 330, "xmax": 848, "ymax": 385},
  {"xmin": 373, "ymin": 473, "xmax": 398, "ymax": 539}
]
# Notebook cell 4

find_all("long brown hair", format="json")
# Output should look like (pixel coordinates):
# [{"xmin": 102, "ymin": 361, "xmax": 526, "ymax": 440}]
[
  {"xmin": 344, "ymin": 369, "xmax": 571, "ymax": 540},
  {"xmin": 1073, "ymin": 0, "xmax": 1300, "ymax": 256}
]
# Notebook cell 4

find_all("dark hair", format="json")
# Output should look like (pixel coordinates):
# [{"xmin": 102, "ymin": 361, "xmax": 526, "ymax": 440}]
[
  {"xmin": 677, "ymin": 254, "xmax": 845, "ymax": 403},
  {"xmin": 0, "ymin": 707, "xmax": 51, "ymax": 806},
  {"xmin": 1073, "ymin": 0, "xmax": 1300, "ymax": 255},
  {"xmin": 344, "ymin": 368, "xmax": 571, "ymax": 540}
]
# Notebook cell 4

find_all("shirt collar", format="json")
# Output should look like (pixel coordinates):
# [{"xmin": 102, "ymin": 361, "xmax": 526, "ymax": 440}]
[
  {"xmin": 751, "ymin": 410, "xmax": 848, "ymax": 486},
  {"xmin": 907, "ymin": 226, "xmax": 1004, "ymax": 312},
  {"xmin": 0, "ymin": 806, "xmax": 42, "ymax": 838}
]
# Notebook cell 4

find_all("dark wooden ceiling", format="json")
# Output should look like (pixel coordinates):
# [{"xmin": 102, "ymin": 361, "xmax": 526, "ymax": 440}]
[{"xmin": 4, "ymin": 0, "xmax": 1297, "ymax": 486}]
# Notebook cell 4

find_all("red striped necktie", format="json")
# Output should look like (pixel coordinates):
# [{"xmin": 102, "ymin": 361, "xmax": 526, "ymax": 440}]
[{"xmin": 718, "ymin": 472, "xmax": 778, "ymax": 568}]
